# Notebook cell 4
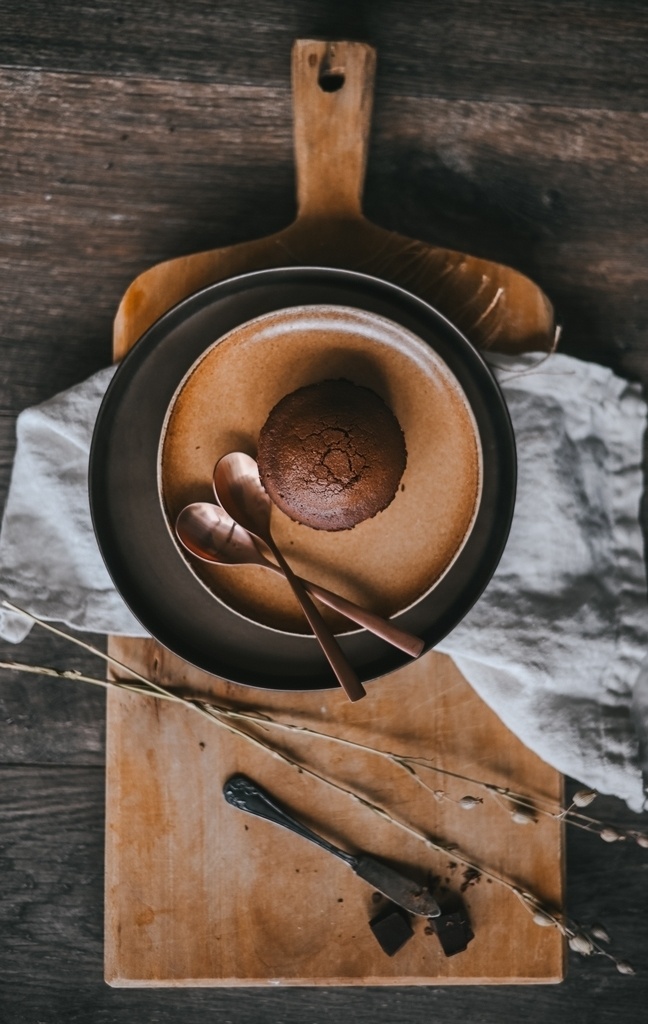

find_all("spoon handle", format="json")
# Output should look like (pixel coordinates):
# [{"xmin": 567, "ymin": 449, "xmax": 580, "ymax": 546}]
[
  {"xmin": 298, "ymin": 579, "xmax": 424, "ymax": 658},
  {"xmin": 223, "ymin": 774, "xmax": 356, "ymax": 866},
  {"xmin": 266, "ymin": 536, "xmax": 367, "ymax": 702},
  {"xmin": 262, "ymin": 561, "xmax": 423, "ymax": 658}
]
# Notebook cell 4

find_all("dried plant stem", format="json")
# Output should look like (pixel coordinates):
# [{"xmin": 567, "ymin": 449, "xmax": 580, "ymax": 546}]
[
  {"xmin": 214, "ymin": 711, "xmax": 643, "ymax": 843},
  {"xmin": 398, "ymin": 757, "xmax": 646, "ymax": 844},
  {"xmin": 4, "ymin": 598, "xmax": 645, "ymax": 849},
  {"xmin": 1, "ymin": 602, "xmax": 175, "ymax": 702},
  {"xmin": 1, "ymin": 601, "xmax": 541, "ymax": 910},
  {"xmin": 0, "ymin": 659, "xmax": 181, "ymax": 701},
  {"xmin": 0, "ymin": 600, "xmax": 641, "ymax": 971}
]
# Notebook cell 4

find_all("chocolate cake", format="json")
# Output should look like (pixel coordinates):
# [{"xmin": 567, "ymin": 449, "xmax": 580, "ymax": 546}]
[{"xmin": 257, "ymin": 379, "xmax": 407, "ymax": 531}]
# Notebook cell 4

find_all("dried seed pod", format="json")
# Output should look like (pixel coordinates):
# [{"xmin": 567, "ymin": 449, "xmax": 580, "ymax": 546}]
[
  {"xmin": 600, "ymin": 828, "xmax": 621, "ymax": 843},
  {"xmin": 590, "ymin": 924, "xmax": 611, "ymax": 943},
  {"xmin": 511, "ymin": 806, "xmax": 537, "ymax": 825},
  {"xmin": 616, "ymin": 960, "xmax": 636, "ymax": 976},
  {"xmin": 572, "ymin": 788, "xmax": 597, "ymax": 808},
  {"xmin": 533, "ymin": 911, "xmax": 555, "ymax": 927},
  {"xmin": 459, "ymin": 796, "xmax": 482, "ymax": 810},
  {"xmin": 568, "ymin": 933, "xmax": 594, "ymax": 955}
]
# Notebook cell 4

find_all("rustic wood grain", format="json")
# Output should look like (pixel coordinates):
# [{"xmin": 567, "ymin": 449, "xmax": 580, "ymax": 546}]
[
  {"xmin": 0, "ymin": 643, "xmax": 106, "ymax": 765},
  {"xmin": 0, "ymin": 1, "xmax": 647, "ymax": 1019},
  {"xmin": 1, "ymin": 0, "xmax": 647, "ymax": 110}
]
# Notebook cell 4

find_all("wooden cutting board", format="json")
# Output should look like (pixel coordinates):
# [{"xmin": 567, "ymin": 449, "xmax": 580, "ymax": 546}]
[{"xmin": 105, "ymin": 39, "xmax": 564, "ymax": 986}]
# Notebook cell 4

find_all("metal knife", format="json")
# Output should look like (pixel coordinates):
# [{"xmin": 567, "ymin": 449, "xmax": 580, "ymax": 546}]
[{"xmin": 223, "ymin": 774, "xmax": 441, "ymax": 918}]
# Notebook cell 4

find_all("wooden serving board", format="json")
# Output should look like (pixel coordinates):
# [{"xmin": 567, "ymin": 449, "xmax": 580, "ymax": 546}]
[{"xmin": 105, "ymin": 40, "xmax": 564, "ymax": 986}]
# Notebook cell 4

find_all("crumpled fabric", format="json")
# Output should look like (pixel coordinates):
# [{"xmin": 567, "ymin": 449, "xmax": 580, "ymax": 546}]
[{"xmin": 0, "ymin": 353, "xmax": 646, "ymax": 809}]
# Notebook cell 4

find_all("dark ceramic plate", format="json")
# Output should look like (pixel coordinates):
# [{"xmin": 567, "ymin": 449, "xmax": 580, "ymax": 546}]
[{"xmin": 89, "ymin": 267, "xmax": 516, "ymax": 692}]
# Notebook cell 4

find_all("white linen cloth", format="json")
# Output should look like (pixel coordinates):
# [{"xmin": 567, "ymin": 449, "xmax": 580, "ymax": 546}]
[{"xmin": 0, "ymin": 353, "xmax": 646, "ymax": 810}]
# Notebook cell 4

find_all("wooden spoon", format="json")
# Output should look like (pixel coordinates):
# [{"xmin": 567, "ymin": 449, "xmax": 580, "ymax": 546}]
[{"xmin": 213, "ymin": 452, "xmax": 367, "ymax": 703}]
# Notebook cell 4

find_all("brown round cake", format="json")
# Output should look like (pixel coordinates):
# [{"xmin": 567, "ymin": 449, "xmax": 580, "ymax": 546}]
[{"xmin": 257, "ymin": 379, "xmax": 407, "ymax": 531}]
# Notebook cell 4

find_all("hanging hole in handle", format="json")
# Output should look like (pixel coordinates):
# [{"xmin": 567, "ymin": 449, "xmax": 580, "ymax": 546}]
[{"xmin": 319, "ymin": 67, "xmax": 346, "ymax": 92}]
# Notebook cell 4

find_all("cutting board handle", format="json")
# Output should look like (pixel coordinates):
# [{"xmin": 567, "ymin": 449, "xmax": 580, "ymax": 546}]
[{"xmin": 292, "ymin": 40, "xmax": 376, "ymax": 220}]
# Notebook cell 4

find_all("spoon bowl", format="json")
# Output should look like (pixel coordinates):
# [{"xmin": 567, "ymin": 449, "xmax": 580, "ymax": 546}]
[
  {"xmin": 213, "ymin": 452, "xmax": 272, "ymax": 540},
  {"xmin": 176, "ymin": 501, "xmax": 269, "ymax": 567}
]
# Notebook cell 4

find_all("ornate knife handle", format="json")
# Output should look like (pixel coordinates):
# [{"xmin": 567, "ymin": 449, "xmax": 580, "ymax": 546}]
[{"xmin": 223, "ymin": 774, "xmax": 356, "ymax": 867}]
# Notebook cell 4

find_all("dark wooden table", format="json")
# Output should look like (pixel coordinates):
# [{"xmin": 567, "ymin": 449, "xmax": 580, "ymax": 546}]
[{"xmin": 1, "ymin": 2, "xmax": 647, "ymax": 1021}]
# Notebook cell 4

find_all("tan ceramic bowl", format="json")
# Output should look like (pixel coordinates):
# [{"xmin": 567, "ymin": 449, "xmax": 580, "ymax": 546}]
[{"xmin": 159, "ymin": 304, "xmax": 483, "ymax": 635}]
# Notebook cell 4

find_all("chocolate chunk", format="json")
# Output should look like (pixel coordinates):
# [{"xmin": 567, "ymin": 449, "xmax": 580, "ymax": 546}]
[
  {"xmin": 369, "ymin": 904, "xmax": 414, "ymax": 957},
  {"xmin": 430, "ymin": 908, "xmax": 474, "ymax": 957}
]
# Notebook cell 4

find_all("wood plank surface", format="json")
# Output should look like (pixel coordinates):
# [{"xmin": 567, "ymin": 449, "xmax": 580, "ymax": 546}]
[
  {"xmin": 2, "ymin": 0, "xmax": 647, "ymax": 110},
  {"xmin": 1, "ymin": 1, "xmax": 647, "ymax": 1019}
]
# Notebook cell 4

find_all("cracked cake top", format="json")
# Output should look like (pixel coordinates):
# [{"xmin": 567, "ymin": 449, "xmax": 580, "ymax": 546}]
[{"xmin": 257, "ymin": 379, "xmax": 407, "ymax": 531}]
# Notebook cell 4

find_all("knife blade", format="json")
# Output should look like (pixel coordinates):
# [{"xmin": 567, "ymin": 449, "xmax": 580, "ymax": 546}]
[{"xmin": 223, "ymin": 774, "xmax": 441, "ymax": 918}]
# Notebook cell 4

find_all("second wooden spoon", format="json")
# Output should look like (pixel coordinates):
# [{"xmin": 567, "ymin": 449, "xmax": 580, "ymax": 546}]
[{"xmin": 213, "ymin": 452, "xmax": 366, "ymax": 702}]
